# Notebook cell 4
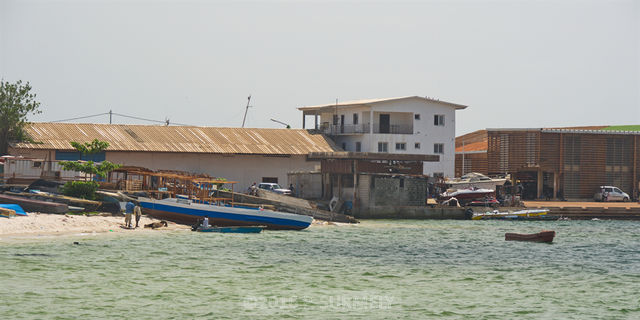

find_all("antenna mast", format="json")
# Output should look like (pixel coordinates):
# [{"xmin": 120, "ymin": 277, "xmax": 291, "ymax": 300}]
[{"xmin": 242, "ymin": 95, "xmax": 252, "ymax": 128}]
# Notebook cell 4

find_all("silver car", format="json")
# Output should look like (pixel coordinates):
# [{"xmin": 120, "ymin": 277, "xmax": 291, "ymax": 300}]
[
  {"xmin": 258, "ymin": 183, "xmax": 291, "ymax": 195},
  {"xmin": 594, "ymin": 186, "xmax": 630, "ymax": 202}
]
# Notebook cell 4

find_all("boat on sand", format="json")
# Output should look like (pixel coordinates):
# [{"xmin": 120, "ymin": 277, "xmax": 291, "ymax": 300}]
[
  {"xmin": 505, "ymin": 230, "xmax": 555, "ymax": 243},
  {"xmin": 139, "ymin": 197, "xmax": 312, "ymax": 230}
]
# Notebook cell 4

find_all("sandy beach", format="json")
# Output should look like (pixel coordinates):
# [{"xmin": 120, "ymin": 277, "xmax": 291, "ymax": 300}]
[{"xmin": 0, "ymin": 213, "xmax": 189, "ymax": 238}]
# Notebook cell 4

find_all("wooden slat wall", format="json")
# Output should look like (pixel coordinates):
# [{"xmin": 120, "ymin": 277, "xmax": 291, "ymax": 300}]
[
  {"xmin": 485, "ymin": 130, "xmax": 640, "ymax": 200},
  {"xmin": 455, "ymin": 153, "xmax": 488, "ymax": 177}
]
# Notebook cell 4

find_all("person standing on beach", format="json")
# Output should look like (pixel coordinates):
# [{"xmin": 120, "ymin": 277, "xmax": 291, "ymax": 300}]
[
  {"xmin": 134, "ymin": 204, "xmax": 142, "ymax": 228},
  {"xmin": 124, "ymin": 201, "xmax": 134, "ymax": 228}
]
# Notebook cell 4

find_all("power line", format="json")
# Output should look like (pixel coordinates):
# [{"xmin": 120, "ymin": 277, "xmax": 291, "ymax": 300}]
[
  {"xmin": 49, "ymin": 112, "xmax": 109, "ymax": 123},
  {"xmin": 111, "ymin": 112, "xmax": 193, "ymax": 126},
  {"xmin": 49, "ymin": 111, "xmax": 193, "ymax": 126}
]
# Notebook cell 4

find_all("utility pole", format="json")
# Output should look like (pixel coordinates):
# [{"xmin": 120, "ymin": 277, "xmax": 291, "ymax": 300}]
[
  {"xmin": 242, "ymin": 95, "xmax": 252, "ymax": 128},
  {"xmin": 109, "ymin": 109, "xmax": 112, "ymax": 124}
]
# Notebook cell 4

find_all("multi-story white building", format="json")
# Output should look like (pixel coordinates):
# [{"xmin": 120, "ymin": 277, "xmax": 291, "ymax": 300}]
[{"xmin": 298, "ymin": 96, "xmax": 467, "ymax": 178}]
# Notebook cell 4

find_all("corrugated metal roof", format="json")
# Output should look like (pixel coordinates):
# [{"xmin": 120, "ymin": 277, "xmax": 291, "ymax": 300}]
[
  {"xmin": 298, "ymin": 96, "xmax": 468, "ymax": 111},
  {"xmin": 13, "ymin": 123, "xmax": 340, "ymax": 155},
  {"xmin": 455, "ymin": 141, "xmax": 488, "ymax": 153}
]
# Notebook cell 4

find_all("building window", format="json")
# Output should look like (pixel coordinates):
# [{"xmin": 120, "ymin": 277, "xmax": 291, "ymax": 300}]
[
  {"xmin": 434, "ymin": 114, "xmax": 445, "ymax": 126},
  {"xmin": 341, "ymin": 142, "xmax": 347, "ymax": 150},
  {"xmin": 434, "ymin": 143, "xmax": 444, "ymax": 154},
  {"xmin": 356, "ymin": 142, "xmax": 361, "ymax": 152},
  {"xmin": 395, "ymin": 142, "xmax": 406, "ymax": 151},
  {"xmin": 353, "ymin": 113, "xmax": 358, "ymax": 125},
  {"xmin": 399, "ymin": 179, "xmax": 404, "ymax": 188},
  {"xmin": 262, "ymin": 177, "xmax": 278, "ymax": 183},
  {"xmin": 414, "ymin": 114, "xmax": 420, "ymax": 120},
  {"xmin": 415, "ymin": 142, "xmax": 421, "ymax": 149},
  {"xmin": 332, "ymin": 114, "xmax": 338, "ymax": 125},
  {"xmin": 378, "ymin": 142, "xmax": 388, "ymax": 153}
]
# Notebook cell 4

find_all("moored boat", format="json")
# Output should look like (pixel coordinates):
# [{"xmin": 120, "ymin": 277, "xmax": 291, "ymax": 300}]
[
  {"xmin": 196, "ymin": 225, "xmax": 265, "ymax": 233},
  {"xmin": 472, "ymin": 209, "xmax": 549, "ymax": 220},
  {"xmin": 139, "ymin": 197, "xmax": 313, "ymax": 230},
  {"xmin": 505, "ymin": 230, "xmax": 555, "ymax": 243}
]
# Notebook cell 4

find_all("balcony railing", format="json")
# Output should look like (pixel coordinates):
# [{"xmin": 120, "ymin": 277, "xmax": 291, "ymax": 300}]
[
  {"xmin": 373, "ymin": 124, "xmax": 413, "ymax": 134},
  {"xmin": 320, "ymin": 124, "xmax": 412, "ymax": 135}
]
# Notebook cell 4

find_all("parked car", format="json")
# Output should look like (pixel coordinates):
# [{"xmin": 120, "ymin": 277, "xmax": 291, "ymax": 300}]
[
  {"xmin": 258, "ymin": 183, "xmax": 291, "ymax": 195},
  {"xmin": 594, "ymin": 186, "xmax": 630, "ymax": 202}
]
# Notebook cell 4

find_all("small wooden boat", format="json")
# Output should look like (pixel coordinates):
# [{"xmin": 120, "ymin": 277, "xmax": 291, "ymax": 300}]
[
  {"xmin": 0, "ymin": 194, "xmax": 68, "ymax": 214},
  {"xmin": 196, "ymin": 226, "xmax": 265, "ymax": 233},
  {"xmin": 505, "ymin": 230, "xmax": 555, "ymax": 243},
  {"xmin": 0, "ymin": 204, "xmax": 27, "ymax": 217}
]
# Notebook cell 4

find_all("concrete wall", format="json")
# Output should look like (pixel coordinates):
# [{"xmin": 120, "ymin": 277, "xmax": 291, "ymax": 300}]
[
  {"xmin": 287, "ymin": 172, "xmax": 323, "ymax": 199},
  {"xmin": 105, "ymin": 152, "xmax": 319, "ymax": 191},
  {"xmin": 368, "ymin": 175, "xmax": 427, "ymax": 208},
  {"xmin": 356, "ymin": 206, "xmax": 468, "ymax": 219}
]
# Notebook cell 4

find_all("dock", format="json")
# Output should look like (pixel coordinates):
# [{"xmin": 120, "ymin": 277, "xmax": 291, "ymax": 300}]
[{"xmin": 523, "ymin": 201, "xmax": 640, "ymax": 220}]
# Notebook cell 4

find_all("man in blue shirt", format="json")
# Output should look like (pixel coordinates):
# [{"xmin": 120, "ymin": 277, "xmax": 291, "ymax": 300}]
[{"xmin": 124, "ymin": 201, "xmax": 135, "ymax": 228}]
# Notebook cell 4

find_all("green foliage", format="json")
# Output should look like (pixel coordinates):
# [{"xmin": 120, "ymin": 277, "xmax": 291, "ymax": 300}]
[
  {"xmin": 602, "ymin": 125, "xmax": 640, "ymax": 131},
  {"xmin": 0, "ymin": 80, "xmax": 42, "ymax": 155},
  {"xmin": 61, "ymin": 139, "xmax": 121, "ymax": 179},
  {"xmin": 60, "ymin": 160, "xmax": 121, "ymax": 178},
  {"xmin": 61, "ymin": 181, "xmax": 99, "ymax": 200},
  {"xmin": 70, "ymin": 139, "xmax": 110, "ymax": 155}
]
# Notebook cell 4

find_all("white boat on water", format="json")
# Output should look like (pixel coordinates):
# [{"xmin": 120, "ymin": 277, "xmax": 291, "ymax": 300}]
[{"xmin": 471, "ymin": 209, "xmax": 549, "ymax": 220}]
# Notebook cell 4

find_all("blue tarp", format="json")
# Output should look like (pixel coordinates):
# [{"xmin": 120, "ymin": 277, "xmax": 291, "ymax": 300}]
[{"xmin": 0, "ymin": 204, "xmax": 27, "ymax": 216}]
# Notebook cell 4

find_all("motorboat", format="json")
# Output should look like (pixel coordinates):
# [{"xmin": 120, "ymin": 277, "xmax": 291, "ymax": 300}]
[
  {"xmin": 471, "ymin": 209, "xmax": 549, "ymax": 220},
  {"xmin": 139, "ymin": 197, "xmax": 312, "ymax": 230},
  {"xmin": 445, "ymin": 172, "xmax": 507, "ymax": 190}
]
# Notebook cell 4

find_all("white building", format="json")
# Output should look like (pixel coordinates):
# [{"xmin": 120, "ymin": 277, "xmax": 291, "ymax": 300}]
[
  {"xmin": 8, "ymin": 123, "xmax": 339, "ymax": 190},
  {"xmin": 298, "ymin": 96, "xmax": 468, "ymax": 178}
]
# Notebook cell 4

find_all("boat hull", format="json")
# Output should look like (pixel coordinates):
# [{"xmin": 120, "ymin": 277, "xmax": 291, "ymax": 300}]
[
  {"xmin": 472, "ymin": 209, "xmax": 549, "ymax": 220},
  {"xmin": 505, "ymin": 230, "xmax": 555, "ymax": 243},
  {"xmin": 139, "ymin": 198, "xmax": 312, "ymax": 230},
  {"xmin": 197, "ymin": 226, "xmax": 264, "ymax": 233},
  {"xmin": 0, "ymin": 194, "xmax": 67, "ymax": 214}
]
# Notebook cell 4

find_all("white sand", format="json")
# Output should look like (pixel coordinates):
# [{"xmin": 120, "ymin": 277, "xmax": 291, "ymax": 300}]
[{"xmin": 0, "ymin": 213, "xmax": 189, "ymax": 237}]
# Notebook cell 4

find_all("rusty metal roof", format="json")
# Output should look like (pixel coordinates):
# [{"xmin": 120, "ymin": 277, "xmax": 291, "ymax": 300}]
[{"xmin": 13, "ymin": 123, "xmax": 340, "ymax": 155}]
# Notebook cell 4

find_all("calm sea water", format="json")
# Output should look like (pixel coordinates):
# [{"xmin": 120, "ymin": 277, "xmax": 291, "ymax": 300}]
[{"xmin": 1, "ymin": 220, "xmax": 639, "ymax": 319}]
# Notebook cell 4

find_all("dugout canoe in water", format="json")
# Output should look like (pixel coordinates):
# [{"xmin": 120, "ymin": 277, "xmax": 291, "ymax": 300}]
[{"xmin": 505, "ymin": 230, "xmax": 555, "ymax": 243}]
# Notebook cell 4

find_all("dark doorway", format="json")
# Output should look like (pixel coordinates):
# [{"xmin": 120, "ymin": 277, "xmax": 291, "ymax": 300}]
[
  {"xmin": 262, "ymin": 177, "xmax": 278, "ymax": 183},
  {"xmin": 379, "ymin": 114, "xmax": 390, "ymax": 133}
]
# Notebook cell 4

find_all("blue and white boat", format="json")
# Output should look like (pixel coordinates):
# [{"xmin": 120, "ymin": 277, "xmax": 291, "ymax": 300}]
[
  {"xmin": 138, "ymin": 197, "xmax": 313, "ymax": 230},
  {"xmin": 196, "ymin": 225, "xmax": 265, "ymax": 233}
]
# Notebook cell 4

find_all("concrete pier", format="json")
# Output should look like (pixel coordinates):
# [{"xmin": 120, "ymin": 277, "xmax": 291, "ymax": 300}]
[{"xmin": 355, "ymin": 206, "xmax": 468, "ymax": 219}]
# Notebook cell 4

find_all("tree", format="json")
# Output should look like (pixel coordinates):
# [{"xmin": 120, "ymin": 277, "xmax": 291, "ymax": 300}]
[
  {"xmin": 0, "ymin": 80, "xmax": 42, "ymax": 155},
  {"xmin": 59, "ymin": 139, "xmax": 121, "ymax": 199},
  {"xmin": 60, "ymin": 139, "xmax": 121, "ymax": 180}
]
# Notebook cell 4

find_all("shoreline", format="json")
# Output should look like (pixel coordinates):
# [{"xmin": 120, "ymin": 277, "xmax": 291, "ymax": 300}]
[
  {"xmin": 0, "ymin": 213, "xmax": 337, "ymax": 240},
  {"xmin": 0, "ymin": 213, "xmax": 190, "ymax": 239}
]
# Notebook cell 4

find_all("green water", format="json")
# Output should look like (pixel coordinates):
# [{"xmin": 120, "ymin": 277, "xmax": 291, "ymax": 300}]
[{"xmin": 1, "ymin": 220, "xmax": 639, "ymax": 319}]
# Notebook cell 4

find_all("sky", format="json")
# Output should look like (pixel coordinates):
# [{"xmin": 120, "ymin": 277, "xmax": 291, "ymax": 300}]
[{"xmin": 1, "ymin": 0, "xmax": 638, "ymax": 135}]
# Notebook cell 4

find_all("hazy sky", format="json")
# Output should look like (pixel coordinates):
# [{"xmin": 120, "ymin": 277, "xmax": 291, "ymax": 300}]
[{"xmin": 1, "ymin": 0, "xmax": 638, "ymax": 135}]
